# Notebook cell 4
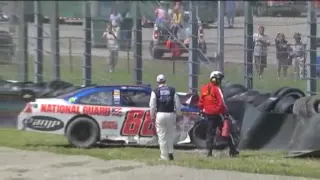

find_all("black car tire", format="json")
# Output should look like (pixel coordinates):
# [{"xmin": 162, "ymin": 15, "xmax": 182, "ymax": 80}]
[
  {"xmin": 306, "ymin": 96, "xmax": 320, "ymax": 116},
  {"xmin": 273, "ymin": 96, "xmax": 296, "ymax": 113},
  {"xmin": 223, "ymin": 84, "xmax": 247, "ymax": 100},
  {"xmin": 190, "ymin": 121, "xmax": 207, "ymax": 149},
  {"xmin": 66, "ymin": 117, "xmax": 100, "ymax": 148},
  {"xmin": 292, "ymin": 96, "xmax": 310, "ymax": 118},
  {"xmin": 149, "ymin": 41, "xmax": 164, "ymax": 59},
  {"xmin": 251, "ymin": 93, "xmax": 270, "ymax": 107},
  {"xmin": 275, "ymin": 87, "xmax": 305, "ymax": 100}
]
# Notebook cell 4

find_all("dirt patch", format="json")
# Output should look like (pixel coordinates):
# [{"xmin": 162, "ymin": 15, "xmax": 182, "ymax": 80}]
[{"xmin": 0, "ymin": 147, "xmax": 314, "ymax": 180}]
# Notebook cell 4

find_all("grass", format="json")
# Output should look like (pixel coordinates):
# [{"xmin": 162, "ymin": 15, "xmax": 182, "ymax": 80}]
[
  {"xmin": 0, "ymin": 128, "xmax": 319, "ymax": 178},
  {"xmin": 0, "ymin": 55, "xmax": 313, "ymax": 92}
]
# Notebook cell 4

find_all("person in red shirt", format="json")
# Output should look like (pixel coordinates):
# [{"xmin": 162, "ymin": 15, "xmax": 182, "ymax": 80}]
[{"xmin": 198, "ymin": 71, "xmax": 239, "ymax": 157}]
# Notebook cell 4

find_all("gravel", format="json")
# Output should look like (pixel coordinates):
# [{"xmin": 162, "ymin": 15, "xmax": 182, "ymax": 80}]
[{"xmin": 0, "ymin": 147, "xmax": 315, "ymax": 180}]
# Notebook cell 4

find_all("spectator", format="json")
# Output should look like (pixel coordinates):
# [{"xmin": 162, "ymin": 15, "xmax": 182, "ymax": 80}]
[
  {"xmin": 170, "ymin": 2, "xmax": 183, "ymax": 38},
  {"xmin": 226, "ymin": 0, "xmax": 235, "ymax": 28},
  {"xmin": 155, "ymin": 7, "xmax": 167, "ymax": 25},
  {"xmin": 289, "ymin": 33, "xmax": 306, "ymax": 80},
  {"xmin": 109, "ymin": 9, "xmax": 122, "ymax": 37},
  {"xmin": 102, "ymin": 23, "xmax": 119, "ymax": 73},
  {"xmin": 253, "ymin": 26, "xmax": 270, "ymax": 79},
  {"xmin": 275, "ymin": 33, "xmax": 290, "ymax": 79}
]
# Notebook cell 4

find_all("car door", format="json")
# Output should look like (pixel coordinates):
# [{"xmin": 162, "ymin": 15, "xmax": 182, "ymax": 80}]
[
  {"xmin": 117, "ymin": 88, "xmax": 155, "ymax": 138},
  {"xmin": 75, "ymin": 88, "xmax": 121, "ymax": 136}
]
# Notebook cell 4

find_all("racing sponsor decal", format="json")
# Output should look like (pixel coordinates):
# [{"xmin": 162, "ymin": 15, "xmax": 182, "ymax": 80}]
[
  {"xmin": 102, "ymin": 121, "xmax": 118, "ymax": 129},
  {"xmin": 41, "ymin": 104, "xmax": 80, "ymax": 114},
  {"xmin": 111, "ymin": 107, "xmax": 123, "ymax": 117},
  {"xmin": 40, "ymin": 104, "xmax": 111, "ymax": 116},
  {"xmin": 113, "ymin": 89, "xmax": 121, "ymax": 105},
  {"xmin": 82, "ymin": 106, "xmax": 110, "ymax": 116},
  {"xmin": 120, "ymin": 110, "xmax": 155, "ymax": 137},
  {"xmin": 23, "ymin": 116, "xmax": 64, "ymax": 131}
]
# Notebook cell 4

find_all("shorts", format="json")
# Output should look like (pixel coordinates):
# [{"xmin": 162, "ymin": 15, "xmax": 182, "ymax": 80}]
[
  {"xmin": 254, "ymin": 56, "xmax": 267, "ymax": 68},
  {"xmin": 277, "ymin": 57, "xmax": 290, "ymax": 67}
]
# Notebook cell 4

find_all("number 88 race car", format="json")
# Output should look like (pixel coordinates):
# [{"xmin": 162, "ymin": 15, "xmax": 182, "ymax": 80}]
[{"xmin": 17, "ymin": 84, "xmax": 238, "ymax": 149}]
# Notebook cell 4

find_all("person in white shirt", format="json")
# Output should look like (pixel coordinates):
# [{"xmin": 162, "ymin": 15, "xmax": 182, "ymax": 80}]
[
  {"xmin": 109, "ymin": 10, "xmax": 122, "ymax": 39},
  {"xmin": 253, "ymin": 26, "xmax": 270, "ymax": 79},
  {"xmin": 149, "ymin": 74, "xmax": 182, "ymax": 161},
  {"xmin": 102, "ymin": 23, "xmax": 119, "ymax": 73}
]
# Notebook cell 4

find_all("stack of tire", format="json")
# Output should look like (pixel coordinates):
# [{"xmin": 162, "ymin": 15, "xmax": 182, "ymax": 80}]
[{"xmin": 221, "ymin": 83, "xmax": 320, "ymax": 155}]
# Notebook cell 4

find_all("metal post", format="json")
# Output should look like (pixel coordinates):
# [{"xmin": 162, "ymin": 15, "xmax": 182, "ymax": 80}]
[
  {"xmin": 50, "ymin": 1, "xmax": 60, "ymax": 80},
  {"xmin": 244, "ymin": 1, "xmax": 254, "ymax": 89},
  {"xmin": 307, "ymin": 1, "xmax": 317, "ymax": 96},
  {"xmin": 83, "ymin": 2, "xmax": 92, "ymax": 86},
  {"xmin": 17, "ymin": 1, "xmax": 28, "ymax": 82},
  {"xmin": 34, "ymin": 1, "xmax": 43, "ymax": 83},
  {"xmin": 188, "ymin": 1, "xmax": 199, "ymax": 93},
  {"xmin": 133, "ymin": 1, "xmax": 142, "ymax": 84},
  {"xmin": 217, "ymin": 1, "xmax": 225, "ymax": 73}
]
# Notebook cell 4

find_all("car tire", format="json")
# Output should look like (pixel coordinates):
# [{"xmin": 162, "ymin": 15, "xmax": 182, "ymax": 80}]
[
  {"xmin": 190, "ymin": 121, "xmax": 207, "ymax": 149},
  {"xmin": 66, "ymin": 117, "xmax": 100, "ymax": 148},
  {"xmin": 251, "ymin": 93, "xmax": 270, "ymax": 107},
  {"xmin": 149, "ymin": 41, "xmax": 164, "ymax": 59},
  {"xmin": 273, "ymin": 96, "xmax": 296, "ymax": 113},
  {"xmin": 292, "ymin": 96, "xmax": 310, "ymax": 118},
  {"xmin": 275, "ymin": 87, "xmax": 305, "ymax": 100},
  {"xmin": 306, "ymin": 96, "xmax": 320, "ymax": 116},
  {"xmin": 223, "ymin": 84, "xmax": 247, "ymax": 100}
]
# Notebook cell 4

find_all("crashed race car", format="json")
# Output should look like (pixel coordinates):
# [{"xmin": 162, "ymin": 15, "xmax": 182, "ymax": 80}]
[
  {"xmin": 17, "ymin": 84, "xmax": 239, "ymax": 149},
  {"xmin": 149, "ymin": 19, "xmax": 207, "ymax": 59}
]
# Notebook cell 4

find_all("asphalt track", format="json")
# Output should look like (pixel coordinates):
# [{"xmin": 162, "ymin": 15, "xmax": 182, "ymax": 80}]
[{"xmin": 0, "ymin": 16, "xmax": 312, "ymax": 64}]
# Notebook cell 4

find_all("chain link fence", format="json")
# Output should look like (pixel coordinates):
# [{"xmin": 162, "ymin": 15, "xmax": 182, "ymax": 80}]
[{"xmin": 0, "ymin": 1, "xmax": 318, "ymax": 93}]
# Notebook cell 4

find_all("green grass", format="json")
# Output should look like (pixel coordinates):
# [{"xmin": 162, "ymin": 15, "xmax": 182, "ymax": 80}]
[
  {"xmin": 0, "ymin": 128, "xmax": 320, "ymax": 178},
  {"xmin": 0, "ymin": 55, "xmax": 312, "ymax": 92}
]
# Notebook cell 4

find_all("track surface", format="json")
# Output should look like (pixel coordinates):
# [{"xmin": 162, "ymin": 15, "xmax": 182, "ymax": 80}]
[
  {"xmin": 0, "ymin": 147, "xmax": 314, "ymax": 180},
  {"xmin": 0, "ymin": 16, "xmax": 311, "ymax": 64}
]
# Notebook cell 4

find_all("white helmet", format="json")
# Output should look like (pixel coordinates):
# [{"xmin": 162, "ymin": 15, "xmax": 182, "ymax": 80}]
[{"xmin": 209, "ymin": 71, "xmax": 224, "ymax": 82}]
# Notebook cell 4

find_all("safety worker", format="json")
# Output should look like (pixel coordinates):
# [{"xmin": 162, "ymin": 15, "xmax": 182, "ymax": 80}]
[
  {"xmin": 149, "ymin": 74, "xmax": 182, "ymax": 161},
  {"xmin": 198, "ymin": 71, "xmax": 239, "ymax": 157}
]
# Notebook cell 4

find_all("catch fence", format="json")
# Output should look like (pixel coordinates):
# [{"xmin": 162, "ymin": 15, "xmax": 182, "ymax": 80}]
[{"xmin": 0, "ymin": 1, "xmax": 318, "ymax": 94}]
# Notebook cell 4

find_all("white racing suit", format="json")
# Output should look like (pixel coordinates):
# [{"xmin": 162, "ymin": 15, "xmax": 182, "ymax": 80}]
[{"xmin": 149, "ymin": 85, "xmax": 182, "ymax": 160}]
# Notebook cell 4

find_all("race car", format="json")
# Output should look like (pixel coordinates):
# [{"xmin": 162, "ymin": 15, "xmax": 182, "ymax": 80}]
[{"xmin": 18, "ymin": 84, "xmax": 222, "ymax": 149}]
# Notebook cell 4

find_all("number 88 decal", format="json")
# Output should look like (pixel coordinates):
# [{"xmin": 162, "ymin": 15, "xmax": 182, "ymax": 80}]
[{"xmin": 121, "ymin": 110, "xmax": 155, "ymax": 137}]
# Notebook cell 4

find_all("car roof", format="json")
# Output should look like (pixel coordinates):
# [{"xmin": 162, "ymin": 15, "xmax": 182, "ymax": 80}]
[{"xmin": 60, "ymin": 84, "xmax": 152, "ymax": 99}]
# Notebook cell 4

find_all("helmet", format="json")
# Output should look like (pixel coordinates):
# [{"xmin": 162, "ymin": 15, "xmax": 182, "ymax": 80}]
[{"xmin": 209, "ymin": 71, "xmax": 224, "ymax": 84}]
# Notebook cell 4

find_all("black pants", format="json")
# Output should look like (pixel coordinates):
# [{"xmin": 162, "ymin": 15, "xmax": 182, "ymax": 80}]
[{"xmin": 205, "ymin": 114, "xmax": 236, "ymax": 152}]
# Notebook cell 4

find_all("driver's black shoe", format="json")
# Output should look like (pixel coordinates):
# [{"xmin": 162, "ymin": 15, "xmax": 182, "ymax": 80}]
[
  {"xmin": 207, "ymin": 150, "xmax": 213, "ymax": 157},
  {"xmin": 229, "ymin": 149, "xmax": 239, "ymax": 157}
]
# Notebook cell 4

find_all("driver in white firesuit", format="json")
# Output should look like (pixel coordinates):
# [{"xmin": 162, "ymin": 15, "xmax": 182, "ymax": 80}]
[{"xmin": 149, "ymin": 74, "xmax": 182, "ymax": 161}]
